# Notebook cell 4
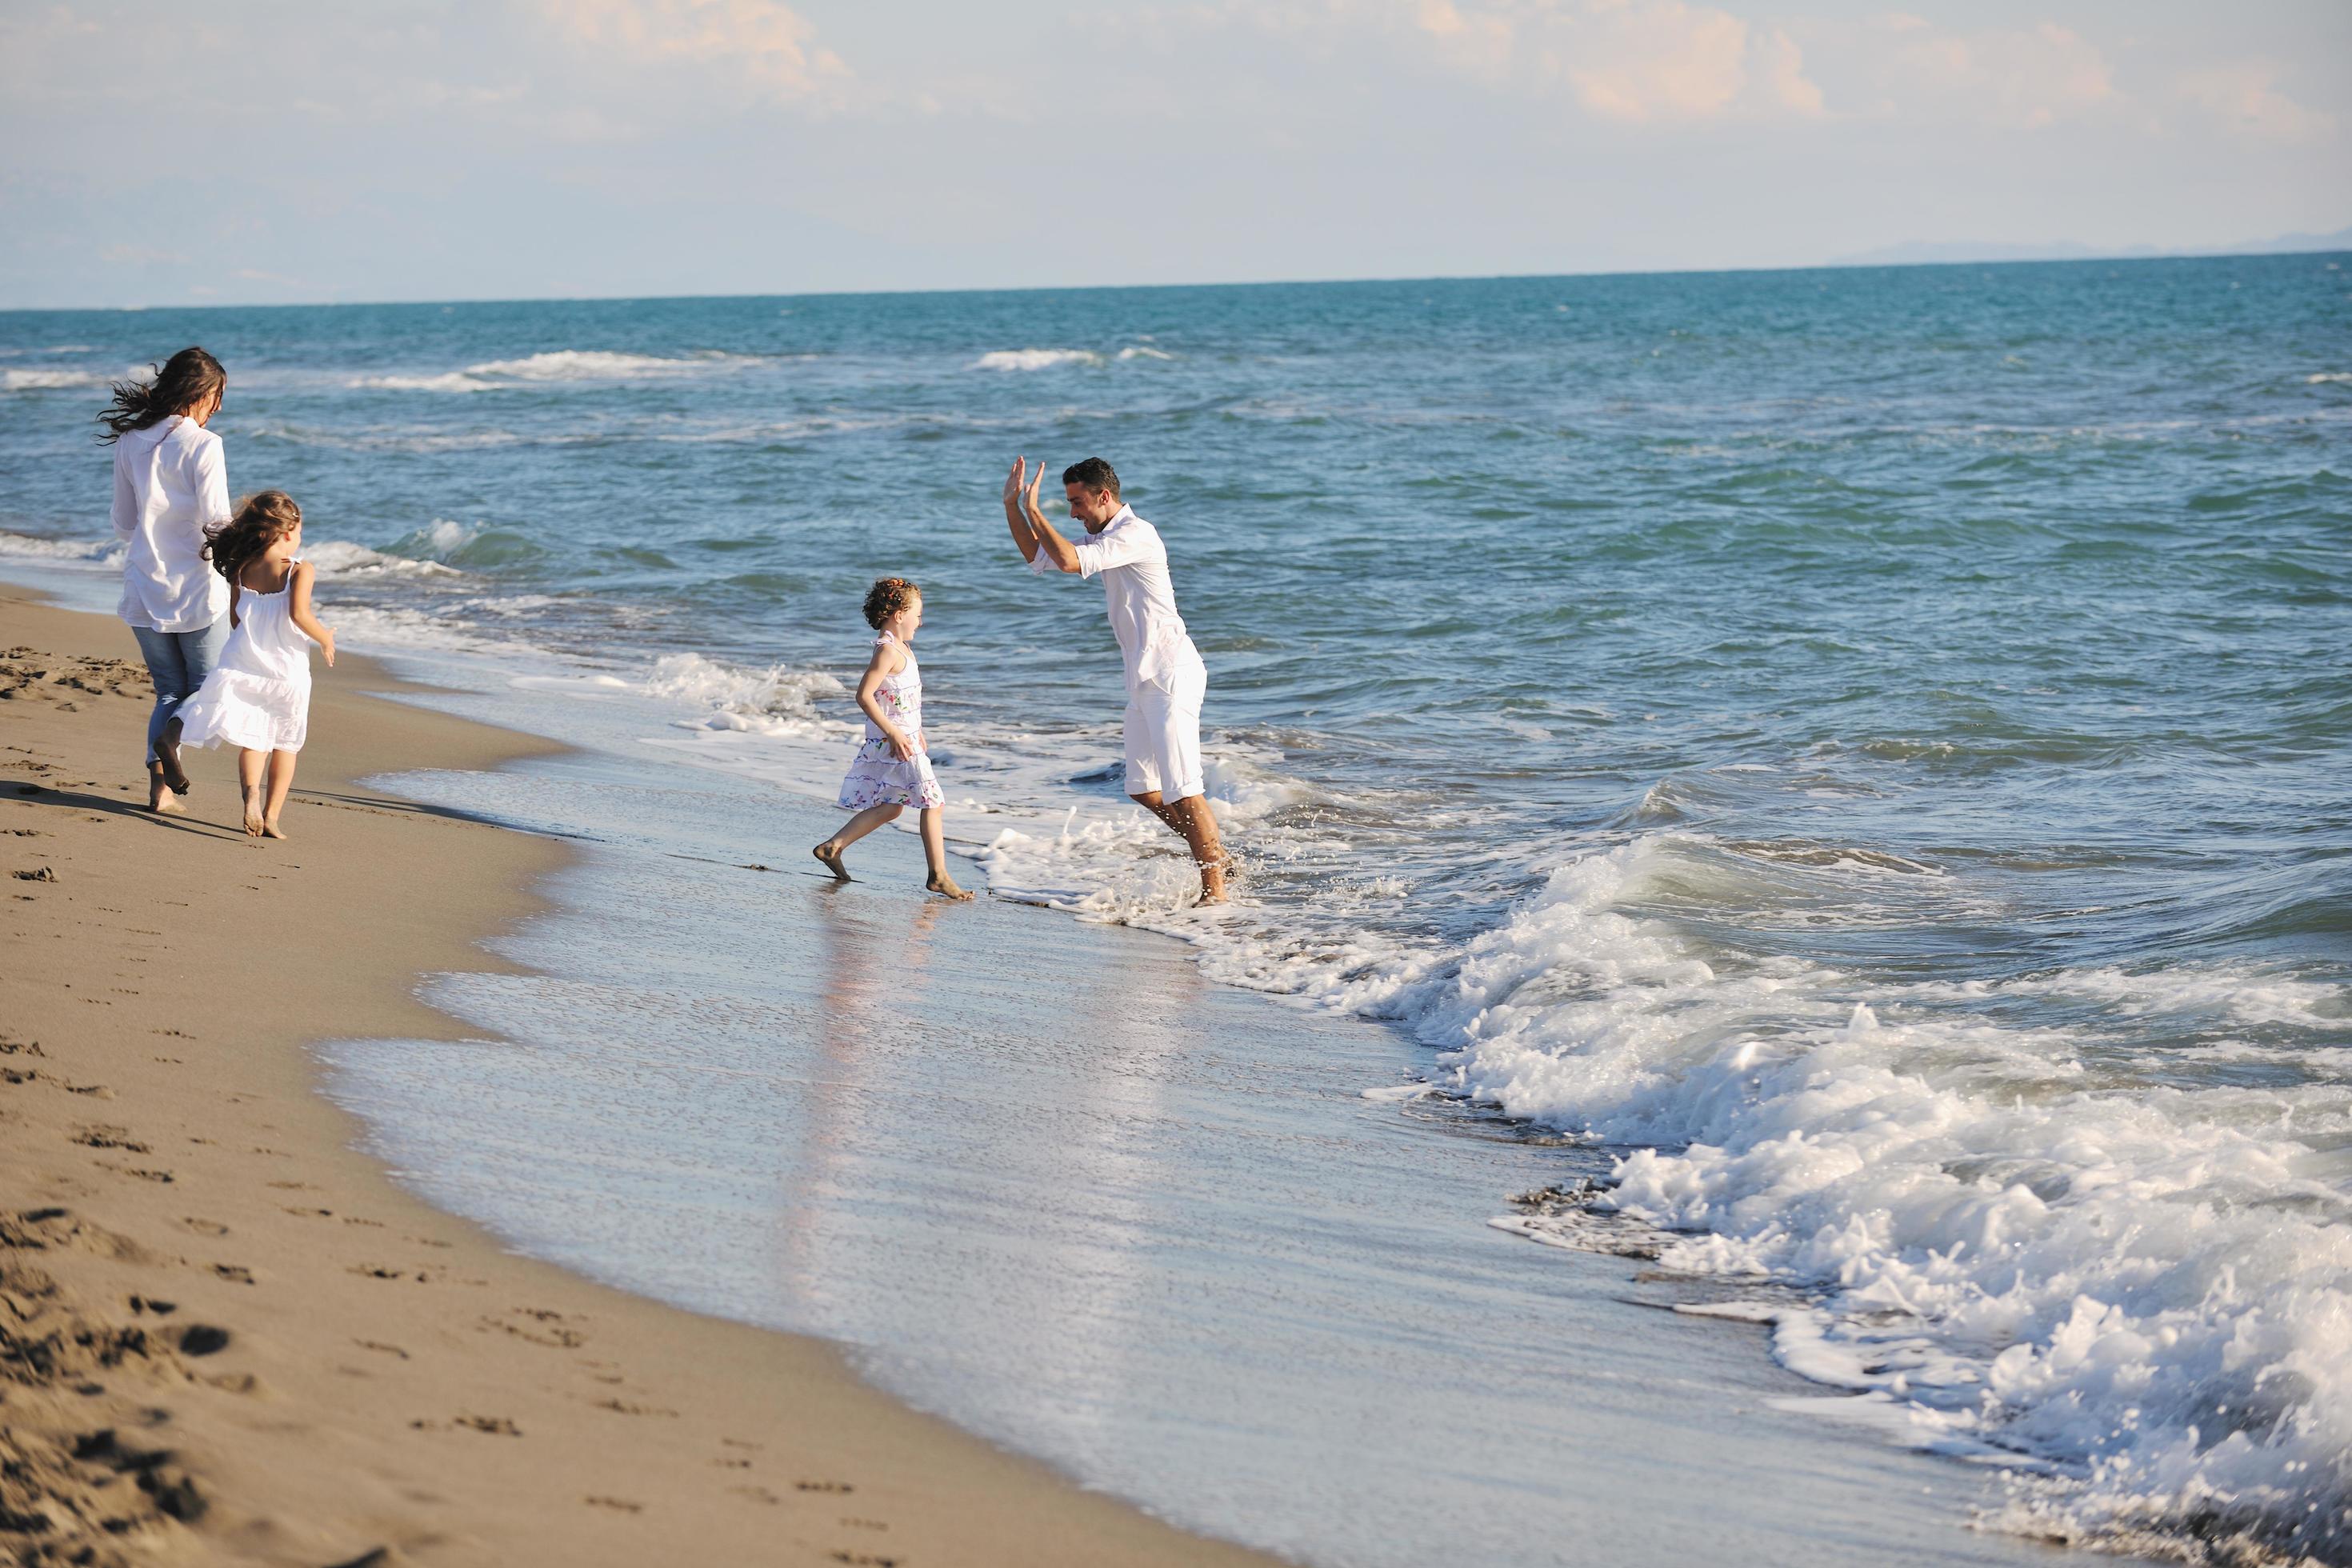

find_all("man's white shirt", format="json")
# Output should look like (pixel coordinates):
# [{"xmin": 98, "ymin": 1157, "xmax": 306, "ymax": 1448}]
[{"xmin": 1032, "ymin": 504, "xmax": 1202, "ymax": 693}]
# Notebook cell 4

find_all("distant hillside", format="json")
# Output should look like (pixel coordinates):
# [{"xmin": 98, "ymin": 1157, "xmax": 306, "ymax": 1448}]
[{"xmin": 1830, "ymin": 224, "xmax": 2352, "ymax": 268}]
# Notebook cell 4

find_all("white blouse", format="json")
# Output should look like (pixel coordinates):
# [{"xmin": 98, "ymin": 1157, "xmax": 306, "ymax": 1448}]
[{"xmin": 112, "ymin": 414, "xmax": 231, "ymax": 633}]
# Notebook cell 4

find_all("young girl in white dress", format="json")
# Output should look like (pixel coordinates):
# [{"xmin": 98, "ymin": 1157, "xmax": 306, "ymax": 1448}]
[
  {"xmin": 810, "ymin": 577, "xmax": 972, "ymax": 900},
  {"xmin": 170, "ymin": 490, "xmax": 337, "ymax": 838}
]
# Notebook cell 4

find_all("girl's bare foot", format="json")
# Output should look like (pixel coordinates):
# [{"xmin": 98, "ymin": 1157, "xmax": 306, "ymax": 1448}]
[
  {"xmin": 261, "ymin": 818, "xmax": 288, "ymax": 840},
  {"xmin": 926, "ymin": 873, "xmax": 974, "ymax": 902},
  {"xmin": 811, "ymin": 842, "xmax": 850, "ymax": 880},
  {"xmin": 242, "ymin": 791, "xmax": 265, "ymax": 837}
]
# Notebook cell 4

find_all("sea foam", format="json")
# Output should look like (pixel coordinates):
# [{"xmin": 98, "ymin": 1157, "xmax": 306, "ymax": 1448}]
[
  {"xmin": 639, "ymin": 651, "xmax": 845, "ymax": 733},
  {"xmin": 2, "ymin": 368, "xmax": 107, "ymax": 392},
  {"xmin": 304, "ymin": 539, "xmax": 462, "ymax": 579},
  {"xmin": 971, "ymin": 348, "xmax": 1102, "ymax": 372},
  {"xmin": 0, "ymin": 531, "xmax": 122, "ymax": 566},
  {"xmin": 1318, "ymin": 834, "xmax": 2352, "ymax": 1561},
  {"xmin": 353, "ymin": 349, "xmax": 761, "ymax": 393}
]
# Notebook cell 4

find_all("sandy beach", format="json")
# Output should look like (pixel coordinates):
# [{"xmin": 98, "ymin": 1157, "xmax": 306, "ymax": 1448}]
[{"xmin": 0, "ymin": 586, "xmax": 1274, "ymax": 1567}]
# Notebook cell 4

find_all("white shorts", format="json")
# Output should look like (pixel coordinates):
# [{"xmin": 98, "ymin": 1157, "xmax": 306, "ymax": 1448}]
[{"xmin": 1123, "ymin": 655, "xmax": 1207, "ymax": 802}]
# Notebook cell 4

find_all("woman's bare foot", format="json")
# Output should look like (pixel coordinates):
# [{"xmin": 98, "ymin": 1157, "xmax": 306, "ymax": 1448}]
[
  {"xmin": 242, "ymin": 791, "xmax": 265, "ymax": 837},
  {"xmin": 146, "ymin": 766, "xmax": 186, "ymax": 814},
  {"xmin": 811, "ymin": 842, "xmax": 850, "ymax": 881},
  {"xmin": 926, "ymin": 873, "xmax": 974, "ymax": 902},
  {"xmin": 261, "ymin": 818, "xmax": 288, "ymax": 840},
  {"xmin": 154, "ymin": 726, "xmax": 190, "ymax": 794}
]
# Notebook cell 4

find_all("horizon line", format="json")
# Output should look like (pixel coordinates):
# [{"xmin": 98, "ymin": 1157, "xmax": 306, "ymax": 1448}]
[{"xmin": 4, "ymin": 238, "xmax": 2346, "ymax": 318}]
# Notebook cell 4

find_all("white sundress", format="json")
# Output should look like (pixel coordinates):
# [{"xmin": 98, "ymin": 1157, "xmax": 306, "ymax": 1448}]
[
  {"xmin": 836, "ymin": 631, "xmax": 943, "ymax": 810},
  {"xmin": 175, "ymin": 562, "xmax": 315, "ymax": 753}
]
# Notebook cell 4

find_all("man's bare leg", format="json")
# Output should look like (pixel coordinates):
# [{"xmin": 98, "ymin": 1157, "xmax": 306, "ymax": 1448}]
[{"xmin": 1130, "ymin": 790, "xmax": 1229, "ymax": 905}]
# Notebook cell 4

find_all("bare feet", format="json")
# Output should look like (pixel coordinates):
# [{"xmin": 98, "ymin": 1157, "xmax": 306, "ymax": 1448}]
[
  {"xmin": 926, "ymin": 873, "xmax": 975, "ymax": 902},
  {"xmin": 811, "ymin": 842, "xmax": 850, "ymax": 881},
  {"xmin": 242, "ymin": 791, "xmax": 265, "ymax": 837},
  {"xmin": 1197, "ymin": 856, "xmax": 1230, "ymax": 906},
  {"xmin": 146, "ymin": 766, "xmax": 186, "ymax": 814},
  {"xmin": 261, "ymin": 818, "xmax": 288, "ymax": 840},
  {"xmin": 154, "ymin": 724, "xmax": 190, "ymax": 794}
]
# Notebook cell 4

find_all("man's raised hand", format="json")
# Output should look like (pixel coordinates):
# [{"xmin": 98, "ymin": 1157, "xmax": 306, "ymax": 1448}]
[
  {"xmin": 1025, "ymin": 458, "xmax": 1047, "ymax": 513},
  {"xmin": 1004, "ymin": 456, "xmax": 1026, "ymax": 510}
]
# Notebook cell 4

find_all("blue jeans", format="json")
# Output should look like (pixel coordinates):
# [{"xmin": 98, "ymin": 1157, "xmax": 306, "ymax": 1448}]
[{"xmin": 131, "ymin": 618, "xmax": 229, "ymax": 767}]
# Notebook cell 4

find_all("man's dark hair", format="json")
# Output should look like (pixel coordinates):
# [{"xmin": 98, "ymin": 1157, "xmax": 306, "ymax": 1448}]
[{"xmin": 1062, "ymin": 457, "xmax": 1120, "ymax": 499}]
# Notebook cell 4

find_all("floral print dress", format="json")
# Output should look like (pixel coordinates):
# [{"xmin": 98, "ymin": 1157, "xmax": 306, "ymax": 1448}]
[{"xmin": 837, "ymin": 630, "xmax": 945, "ymax": 810}]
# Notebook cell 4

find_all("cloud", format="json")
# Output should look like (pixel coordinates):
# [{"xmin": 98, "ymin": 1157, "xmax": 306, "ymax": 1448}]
[
  {"xmin": 2179, "ymin": 63, "xmax": 2336, "ymax": 144},
  {"xmin": 1559, "ymin": 1, "xmax": 1754, "ymax": 122},
  {"xmin": 538, "ymin": 0, "xmax": 849, "ymax": 102},
  {"xmin": 1862, "ymin": 16, "xmax": 2117, "ymax": 130},
  {"xmin": 1755, "ymin": 27, "xmax": 1822, "ymax": 118},
  {"xmin": 100, "ymin": 243, "xmax": 189, "ymax": 267},
  {"xmin": 1406, "ymin": 0, "xmax": 1827, "ymax": 124}
]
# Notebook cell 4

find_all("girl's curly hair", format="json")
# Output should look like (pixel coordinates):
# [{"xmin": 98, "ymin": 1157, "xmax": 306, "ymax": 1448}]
[
  {"xmin": 862, "ymin": 576, "xmax": 920, "ymax": 630},
  {"xmin": 204, "ymin": 490, "xmax": 303, "ymax": 586}
]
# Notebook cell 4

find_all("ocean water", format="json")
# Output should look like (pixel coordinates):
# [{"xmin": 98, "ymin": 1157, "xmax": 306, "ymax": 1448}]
[{"xmin": 3, "ymin": 254, "xmax": 2350, "ymax": 1562}]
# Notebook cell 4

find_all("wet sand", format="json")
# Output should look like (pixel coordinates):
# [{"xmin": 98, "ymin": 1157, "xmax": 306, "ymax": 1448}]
[{"xmin": 0, "ymin": 587, "xmax": 1274, "ymax": 1567}]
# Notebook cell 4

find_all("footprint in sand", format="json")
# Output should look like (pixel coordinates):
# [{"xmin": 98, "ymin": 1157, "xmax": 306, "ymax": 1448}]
[
  {"xmin": 411, "ymin": 1414, "xmax": 521, "ymax": 1436},
  {"xmin": 324, "ymin": 1549, "xmax": 397, "ymax": 1568},
  {"xmin": 482, "ymin": 1308, "xmax": 585, "ymax": 1348},
  {"xmin": 73, "ymin": 1125, "xmax": 152, "ymax": 1153}
]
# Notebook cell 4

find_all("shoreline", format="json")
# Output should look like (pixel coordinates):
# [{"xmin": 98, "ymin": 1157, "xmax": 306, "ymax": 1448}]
[{"xmin": 0, "ymin": 585, "xmax": 1275, "ymax": 1566}]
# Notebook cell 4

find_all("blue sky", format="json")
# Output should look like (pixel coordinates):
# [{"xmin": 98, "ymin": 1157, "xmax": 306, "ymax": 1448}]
[{"xmin": 2, "ymin": 0, "xmax": 2346, "ymax": 307}]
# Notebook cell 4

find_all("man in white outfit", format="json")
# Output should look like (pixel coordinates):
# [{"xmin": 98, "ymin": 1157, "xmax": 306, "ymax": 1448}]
[{"xmin": 1003, "ymin": 455, "xmax": 1228, "ymax": 905}]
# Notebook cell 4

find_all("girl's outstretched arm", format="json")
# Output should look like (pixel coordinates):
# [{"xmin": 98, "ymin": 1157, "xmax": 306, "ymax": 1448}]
[
  {"xmin": 854, "ymin": 639, "xmax": 914, "ymax": 760},
  {"xmin": 287, "ymin": 562, "xmax": 336, "ymax": 667}
]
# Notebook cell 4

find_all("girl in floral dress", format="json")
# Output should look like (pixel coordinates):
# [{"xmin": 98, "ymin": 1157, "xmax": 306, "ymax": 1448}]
[{"xmin": 810, "ymin": 578, "xmax": 973, "ymax": 900}]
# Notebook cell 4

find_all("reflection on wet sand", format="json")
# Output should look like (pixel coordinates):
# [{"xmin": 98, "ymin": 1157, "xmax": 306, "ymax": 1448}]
[
  {"xmin": 326, "ymin": 758, "xmax": 2094, "ymax": 1568},
  {"xmin": 782, "ymin": 877, "xmax": 1193, "ymax": 1459}
]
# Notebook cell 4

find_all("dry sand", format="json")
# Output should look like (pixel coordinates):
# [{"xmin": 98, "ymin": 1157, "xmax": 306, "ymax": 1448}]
[{"xmin": 0, "ymin": 587, "xmax": 1271, "ymax": 1567}]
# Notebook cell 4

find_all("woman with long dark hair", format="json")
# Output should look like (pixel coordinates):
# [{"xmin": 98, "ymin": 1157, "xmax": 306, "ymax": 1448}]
[{"xmin": 100, "ymin": 347, "xmax": 230, "ymax": 813}]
